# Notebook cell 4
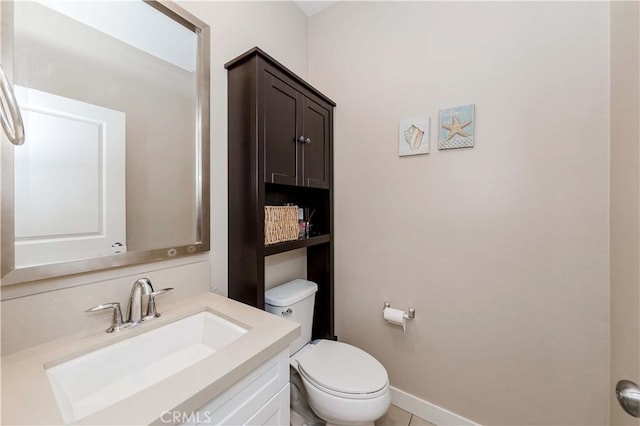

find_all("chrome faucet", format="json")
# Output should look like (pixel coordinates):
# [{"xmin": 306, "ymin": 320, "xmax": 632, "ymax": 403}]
[
  {"xmin": 126, "ymin": 278, "xmax": 174, "ymax": 324},
  {"xmin": 126, "ymin": 278, "xmax": 154, "ymax": 325},
  {"xmin": 86, "ymin": 278, "xmax": 174, "ymax": 333}
]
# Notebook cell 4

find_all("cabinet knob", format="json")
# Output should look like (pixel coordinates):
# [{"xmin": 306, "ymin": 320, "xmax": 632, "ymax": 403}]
[
  {"xmin": 298, "ymin": 136, "xmax": 305, "ymax": 143},
  {"xmin": 305, "ymin": 138, "xmax": 311, "ymax": 144}
]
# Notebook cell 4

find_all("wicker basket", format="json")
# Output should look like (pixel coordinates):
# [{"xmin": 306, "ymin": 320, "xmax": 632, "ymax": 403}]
[{"xmin": 264, "ymin": 205, "xmax": 299, "ymax": 245}]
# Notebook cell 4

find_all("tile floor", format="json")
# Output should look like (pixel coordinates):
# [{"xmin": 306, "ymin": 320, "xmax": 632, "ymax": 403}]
[{"xmin": 375, "ymin": 404, "xmax": 436, "ymax": 426}]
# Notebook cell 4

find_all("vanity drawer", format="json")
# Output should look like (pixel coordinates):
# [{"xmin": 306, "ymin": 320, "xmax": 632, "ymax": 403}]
[
  {"xmin": 187, "ymin": 349, "xmax": 289, "ymax": 425},
  {"xmin": 245, "ymin": 384, "xmax": 289, "ymax": 426}
]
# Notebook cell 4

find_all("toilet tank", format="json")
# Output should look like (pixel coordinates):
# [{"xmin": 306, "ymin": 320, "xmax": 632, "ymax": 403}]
[{"xmin": 265, "ymin": 279, "xmax": 318, "ymax": 355}]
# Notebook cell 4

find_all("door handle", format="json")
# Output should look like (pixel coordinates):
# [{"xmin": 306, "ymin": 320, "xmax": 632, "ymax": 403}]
[
  {"xmin": 298, "ymin": 136, "xmax": 305, "ymax": 143},
  {"xmin": 616, "ymin": 380, "xmax": 640, "ymax": 418}
]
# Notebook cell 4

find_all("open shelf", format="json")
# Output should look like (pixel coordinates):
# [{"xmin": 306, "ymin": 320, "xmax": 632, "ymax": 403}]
[{"xmin": 265, "ymin": 234, "xmax": 331, "ymax": 256}]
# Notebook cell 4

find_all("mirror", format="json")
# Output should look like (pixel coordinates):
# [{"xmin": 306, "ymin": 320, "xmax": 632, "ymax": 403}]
[{"xmin": 1, "ymin": 1, "xmax": 210, "ymax": 285}]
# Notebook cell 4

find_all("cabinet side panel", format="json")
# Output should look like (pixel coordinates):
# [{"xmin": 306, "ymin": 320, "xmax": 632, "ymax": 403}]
[
  {"xmin": 308, "ymin": 242, "xmax": 333, "ymax": 340},
  {"xmin": 228, "ymin": 58, "xmax": 263, "ymax": 307}
]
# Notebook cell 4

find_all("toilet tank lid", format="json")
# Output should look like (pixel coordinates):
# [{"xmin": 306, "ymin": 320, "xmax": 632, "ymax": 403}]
[{"xmin": 265, "ymin": 279, "xmax": 318, "ymax": 307}]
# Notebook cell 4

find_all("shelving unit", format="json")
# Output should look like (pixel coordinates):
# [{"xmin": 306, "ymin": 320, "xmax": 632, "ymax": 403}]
[
  {"xmin": 226, "ymin": 47, "xmax": 336, "ymax": 340},
  {"xmin": 265, "ymin": 234, "xmax": 331, "ymax": 256}
]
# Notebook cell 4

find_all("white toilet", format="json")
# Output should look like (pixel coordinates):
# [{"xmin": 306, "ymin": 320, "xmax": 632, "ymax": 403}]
[{"xmin": 265, "ymin": 279, "xmax": 391, "ymax": 425}]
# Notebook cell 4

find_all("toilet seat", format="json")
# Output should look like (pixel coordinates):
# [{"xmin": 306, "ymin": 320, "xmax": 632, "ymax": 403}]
[
  {"xmin": 298, "ymin": 365, "xmax": 389, "ymax": 400},
  {"xmin": 294, "ymin": 340, "xmax": 388, "ymax": 400}
]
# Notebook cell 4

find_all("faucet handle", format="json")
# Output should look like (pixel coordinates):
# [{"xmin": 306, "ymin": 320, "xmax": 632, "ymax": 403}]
[
  {"xmin": 149, "ymin": 287, "xmax": 174, "ymax": 297},
  {"xmin": 86, "ymin": 302, "xmax": 126, "ymax": 333},
  {"xmin": 143, "ymin": 288, "xmax": 174, "ymax": 321}
]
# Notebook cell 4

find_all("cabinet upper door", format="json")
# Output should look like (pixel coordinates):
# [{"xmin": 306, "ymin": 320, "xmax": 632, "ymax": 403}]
[
  {"xmin": 302, "ymin": 98, "xmax": 331, "ymax": 189},
  {"xmin": 263, "ymin": 72, "xmax": 301, "ymax": 186}
]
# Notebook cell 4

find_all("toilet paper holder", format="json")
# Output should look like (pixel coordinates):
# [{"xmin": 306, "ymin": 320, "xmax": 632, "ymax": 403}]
[{"xmin": 383, "ymin": 302, "xmax": 415, "ymax": 320}]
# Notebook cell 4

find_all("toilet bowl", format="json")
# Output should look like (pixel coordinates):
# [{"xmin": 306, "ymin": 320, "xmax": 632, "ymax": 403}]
[
  {"xmin": 265, "ymin": 279, "xmax": 391, "ymax": 426},
  {"xmin": 292, "ymin": 340, "xmax": 391, "ymax": 425}
]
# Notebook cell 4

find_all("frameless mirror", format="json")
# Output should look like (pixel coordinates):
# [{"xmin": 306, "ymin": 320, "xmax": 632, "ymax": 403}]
[{"xmin": 1, "ymin": 1, "xmax": 210, "ymax": 286}]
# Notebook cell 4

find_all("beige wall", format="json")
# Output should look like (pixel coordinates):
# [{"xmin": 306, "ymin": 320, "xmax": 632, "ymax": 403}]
[
  {"xmin": 309, "ymin": 2, "xmax": 610, "ymax": 424},
  {"xmin": 0, "ymin": 1, "xmax": 308, "ymax": 355},
  {"xmin": 610, "ymin": 2, "xmax": 640, "ymax": 425},
  {"xmin": 265, "ymin": 249, "xmax": 307, "ymax": 290}
]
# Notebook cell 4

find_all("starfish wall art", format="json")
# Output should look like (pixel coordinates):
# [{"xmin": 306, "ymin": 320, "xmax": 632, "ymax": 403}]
[{"xmin": 438, "ymin": 104, "xmax": 475, "ymax": 150}]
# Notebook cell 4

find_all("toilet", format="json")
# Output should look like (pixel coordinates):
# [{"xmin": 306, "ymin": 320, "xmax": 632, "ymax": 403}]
[{"xmin": 265, "ymin": 279, "xmax": 391, "ymax": 425}]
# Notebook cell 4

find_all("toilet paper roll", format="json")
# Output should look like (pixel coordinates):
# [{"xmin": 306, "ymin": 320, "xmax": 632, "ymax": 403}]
[{"xmin": 383, "ymin": 307, "xmax": 406, "ymax": 334}]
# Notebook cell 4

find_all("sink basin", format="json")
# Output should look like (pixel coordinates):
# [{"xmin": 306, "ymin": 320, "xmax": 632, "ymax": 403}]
[{"xmin": 46, "ymin": 311, "xmax": 248, "ymax": 423}]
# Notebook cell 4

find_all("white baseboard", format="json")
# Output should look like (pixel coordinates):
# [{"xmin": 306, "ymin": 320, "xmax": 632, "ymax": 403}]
[{"xmin": 390, "ymin": 386, "xmax": 481, "ymax": 426}]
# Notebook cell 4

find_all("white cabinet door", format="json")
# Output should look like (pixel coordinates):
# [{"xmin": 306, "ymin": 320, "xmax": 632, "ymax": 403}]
[
  {"xmin": 13, "ymin": 86, "xmax": 126, "ymax": 267},
  {"xmin": 245, "ymin": 384, "xmax": 290, "ymax": 426},
  {"xmin": 188, "ymin": 350, "xmax": 290, "ymax": 426}
]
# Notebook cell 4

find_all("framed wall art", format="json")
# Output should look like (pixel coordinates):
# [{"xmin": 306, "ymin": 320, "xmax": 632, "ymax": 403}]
[
  {"xmin": 399, "ymin": 117, "xmax": 429, "ymax": 157},
  {"xmin": 439, "ymin": 104, "xmax": 475, "ymax": 150}
]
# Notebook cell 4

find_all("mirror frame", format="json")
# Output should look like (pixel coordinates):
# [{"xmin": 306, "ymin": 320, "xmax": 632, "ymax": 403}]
[{"xmin": 0, "ymin": 0, "xmax": 210, "ymax": 286}]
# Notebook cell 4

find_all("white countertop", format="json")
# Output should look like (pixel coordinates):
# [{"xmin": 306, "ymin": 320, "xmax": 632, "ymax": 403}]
[{"xmin": 1, "ymin": 292, "xmax": 300, "ymax": 425}]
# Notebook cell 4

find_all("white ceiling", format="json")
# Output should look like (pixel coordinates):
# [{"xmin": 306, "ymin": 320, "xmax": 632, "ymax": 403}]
[{"xmin": 294, "ymin": 1, "xmax": 337, "ymax": 17}]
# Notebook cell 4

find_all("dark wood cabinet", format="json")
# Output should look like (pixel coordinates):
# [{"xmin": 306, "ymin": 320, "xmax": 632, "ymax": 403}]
[
  {"xmin": 226, "ymin": 47, "xmax": 335, "ymax": 340},
  {"xmin": 263, "ymin": 69, "xmax": 331, "ymax": 189}
]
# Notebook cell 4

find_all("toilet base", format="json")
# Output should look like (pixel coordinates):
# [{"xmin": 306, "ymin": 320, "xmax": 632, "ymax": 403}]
[{"xmin": 303, "ymin": 378, "xmax": 391, "ymax": 426}]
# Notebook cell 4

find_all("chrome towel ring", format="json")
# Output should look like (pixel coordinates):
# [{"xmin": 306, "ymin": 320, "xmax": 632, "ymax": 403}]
[{"xmin": 0, "ymin": 65, "xmax": 25, "ymax": 146}]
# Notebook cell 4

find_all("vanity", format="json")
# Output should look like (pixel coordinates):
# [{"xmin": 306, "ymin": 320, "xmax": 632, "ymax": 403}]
[{"xmin": 1, "ymin": 292, "xmax": 299, "ymax": 425}]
